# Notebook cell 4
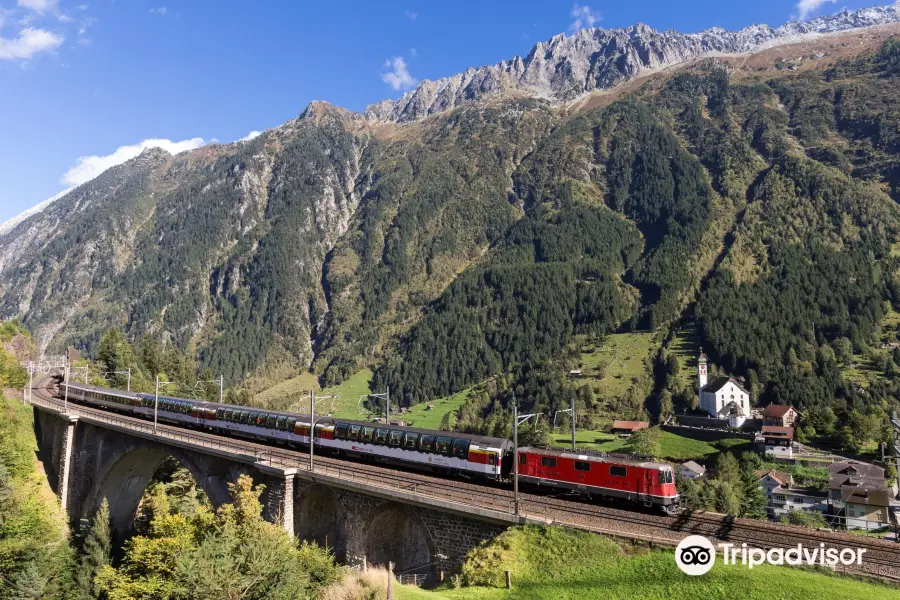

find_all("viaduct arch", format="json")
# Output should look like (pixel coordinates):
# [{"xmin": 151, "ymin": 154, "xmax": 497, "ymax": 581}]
[{"xmin": 33, "ymin": 403, "xmax": 510, "ymax": 577}]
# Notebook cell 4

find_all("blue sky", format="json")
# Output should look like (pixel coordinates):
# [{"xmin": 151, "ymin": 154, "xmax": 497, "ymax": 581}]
[{"xmin": 0, "ymin": 0, "xmax": 886, "ymax": 224}]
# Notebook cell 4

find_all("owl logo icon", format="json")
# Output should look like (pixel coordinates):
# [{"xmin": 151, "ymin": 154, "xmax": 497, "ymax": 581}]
[{"xmin": 676, "ymin": 535, "xmax": 716, "ymax": 576}]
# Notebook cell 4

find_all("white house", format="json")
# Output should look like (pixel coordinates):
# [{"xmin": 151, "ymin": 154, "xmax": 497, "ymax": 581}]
[
  {"xmin": 679, "ymin": 461, "xmax": 707, "ymax": 480},
  {"xmin": 755, "ymin": 469, "xmax": 827, "ymax": 519},
  {"xmin": 697, "ymin": 350, "xmax": 751, "ymax": 419}
]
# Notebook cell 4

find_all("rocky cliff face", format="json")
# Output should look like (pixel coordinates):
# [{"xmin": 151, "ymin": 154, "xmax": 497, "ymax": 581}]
[
  {"xmin": 0, "ymin": 105, "xmax": 375, "ymax": 376},
  {"xmin": 364, "ymin": 4, "xmax": 900, "ymax": 123}
]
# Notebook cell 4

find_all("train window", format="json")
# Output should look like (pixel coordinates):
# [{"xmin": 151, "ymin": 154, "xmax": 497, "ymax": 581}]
[
  {"xmin": 248, "ymin": 412, "xmax": 259, "ymax": 425},
  {"xmin": 224, "ymin": 409, "xmax": 233, "ymax": 421},
  {"xmin": 348, "ymin": 425, "xmax": 361, "ymax": 441},
  {"xmin": 519, "ymin": 453, "xmax": 526, "ymax": 465},
  {"xmin": 276, "ymin": 416, "xmax": 287, "ymax": 430},
  {"xmin": 488, "ymin": 454, "xmax": 497, "ymax": 466},
  {"xmin": 286, "ymin": 417, "xmax": 297, "ymax": 432},
  {"xmin": 418, "ymin": 434, "xmax": 435, "ymax": 453},
  {"xmin": 335, "ymin": 423, "xmax": 350, "ymax": 440},
  {"xmin": 666, "ymin": 470, "xmax": 673, "ymax": 484},
  {"xmin": 373, "ymin": 428, "xmax": 389, "ymax": 445},
  {"xmin": 609, "ymin": 465, "xmax": 627, "ymax": 477},
  {"xmin": 403, "ymin": 432, "xmax": 419, "ymax": 449},
  {"xmin": 574, "ymin": 461, "xmax": 591, "ymax": 472},
  {"xmin": 266, "ymin": 414, "xmax": 276, "ymax": 428},
  {"xmin": 452, "ymin": 438, "xmax": 470, "ymax": 459},
  {"xmin": 359, "ymin": 427, "xmax": 375, "ymax": 443},
  {"xmin": 541, "ymin": 457, "xmax": 557, "ymax": 468},
  {"xmin": 435, "ymin": 436, "xmax": 453, "ymax": 456},
  {"xmin": 235, "ymin": 411, "xmax": 245, "ymax": 424},
  {"xmin": 389, "ymin": 430, "xmax": 404, "ymax": 448},
  {"xmin": 658, "ymin": 471, "xmax": 666, "ymax": 484}
]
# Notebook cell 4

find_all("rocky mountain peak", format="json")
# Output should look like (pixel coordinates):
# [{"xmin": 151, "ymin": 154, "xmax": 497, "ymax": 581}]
[{"xmin": 364, "ymin": 3, "xmax": 900, "ymax": 123}]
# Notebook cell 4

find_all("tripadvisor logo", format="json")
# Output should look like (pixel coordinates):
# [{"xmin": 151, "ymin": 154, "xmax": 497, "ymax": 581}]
[
  {"xmin": 676, "ymin": 535, "xmax": 716, "ymax": 576},
  {"xmin": 675, "ymin": 535, "xmax": 868, "ymax": 576}
]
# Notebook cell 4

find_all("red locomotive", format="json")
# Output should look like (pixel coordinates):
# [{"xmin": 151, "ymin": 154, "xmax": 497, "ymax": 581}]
[{"xmin": 516, "ymin": 447, "xmax": 679, "ymax": 513}]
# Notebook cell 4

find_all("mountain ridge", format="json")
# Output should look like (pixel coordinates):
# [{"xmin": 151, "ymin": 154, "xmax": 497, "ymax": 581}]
[{"xmin": 364, "ymin": 4, "xmax": 900, "ymax": 122}]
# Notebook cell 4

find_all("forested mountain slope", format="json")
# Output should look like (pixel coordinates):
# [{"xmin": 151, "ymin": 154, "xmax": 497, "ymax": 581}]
[{"xmin": 1, "ymin": 17, "xmax": 899, "ymax": 427}]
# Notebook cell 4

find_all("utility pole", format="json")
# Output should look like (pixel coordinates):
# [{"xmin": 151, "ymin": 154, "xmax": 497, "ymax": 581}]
[
  {"xmin": 570, "ymin": 396, "xmax": 576, "ymax": 451},
  {"xmin": 194, "ymin": 375, "xmax": 224, "ymax": 403},
  {"xmin": 154, "ymin": 376, "xmax": 176, "ymax": 433},
  {"xmin": 154, "ymin": 376, "xmax": 160, "ymax": 433},
  {"xmin": 513, "ymin": 402, "xmax": 519, "ymax": 517},
  {"xmin": 104, "ymin": 369, "xmax": 132, "ymax": 391},
  {"xmin": 309, "ymin": 390, "xmax": 338, "ymax": 472},
  {"xmin": 369, "ymin": 389, "xmax": 391, "ymax": 424},
  {"xmin": 27, "ymin": 361, "xmax": 33, "ymax": 404},
  {"xmin": 553, "ymin": 402, "xmax": 577, "ymax": 451},
  {"xmin": 513, "ymin": 397, "xmax": 538, "ymax": 518},
  {"xmin": 63, "ymin": 364, "xmax": 70, "ymax": 413},
  {"xmin": 310, "ymin": 389, "xmax": 315, "ymax": 472}
]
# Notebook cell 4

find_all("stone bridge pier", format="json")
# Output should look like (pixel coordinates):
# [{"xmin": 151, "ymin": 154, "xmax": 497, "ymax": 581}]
[
  {"xmin": 291, "ymin": 481, "xmax": 507, "ymax": 576},
  {"xmin": 34, "ymin": 406, "xmax": 514, "ymax": 575}
]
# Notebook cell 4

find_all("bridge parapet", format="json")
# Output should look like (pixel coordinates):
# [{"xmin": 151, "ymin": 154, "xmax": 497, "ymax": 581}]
[{"xmin": 30, "ymin": 393, "xmax": 533, "ymax": 575}]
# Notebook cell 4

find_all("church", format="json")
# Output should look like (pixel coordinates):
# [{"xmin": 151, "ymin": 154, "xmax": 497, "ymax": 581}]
[{"xmin": 697, "ymin": 350, "xmax": 751, "ymax": 421}]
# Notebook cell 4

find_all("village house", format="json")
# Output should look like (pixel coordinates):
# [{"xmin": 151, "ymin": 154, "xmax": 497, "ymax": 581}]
[
  {"xmin": 678, "ymin": 461, "xmax": 706, "ymax": 480},
  {"xmin": 828, "ymin": 461, "xmax": 893, "ymax": 530},
  {"xmin": 755, "ymin": 469, "xmax": 827, "ymax": 519},
  {"xmin": 697, "ymin": 350, "xmax": 751, "ymax": 420},
  {"xmin": 761, "ymin": 404, "xmax": 798, "ymax": 427},
  {"xmin": 611, "ymin": 420, "xmax": 649, "ymax": 436},
  {"xmin": 758, "ymin": 426, "xmax": 794, "ymax": 458}
]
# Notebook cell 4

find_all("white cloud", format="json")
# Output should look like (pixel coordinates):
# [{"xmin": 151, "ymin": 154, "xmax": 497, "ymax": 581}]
[
  {"xmin": 381, "ymin": 56, "xmax": 417, "ymax": 91},
  {"xmin": 238, "ymin": 130, "xmax": 262, "ymax": 143},
  {"xmin": 0, "ymin": 27, "xmax": 64, "ymax": 61},
  {"xmin": 61, "ymin": 137, "xmax": 207, "ymax": 187},
  {"xmin": 409, "ymin": 47, "xmax": 417, "ymax": 57},
  {"xmin": 569, "ymin": 4, "xmax": 600, "ymax": 32},
  {"xmin": 795, "ymin": 0, "xmax": 836, "ymax": 19},
  {"xmin": 17, "ymin": 0, "xmax": 57, "ymax": 14},
  {"xmin": 150, "ymin": 6, "xmax": 168, "ymax": 16},
  {"xmin": 405, "ymin": 10, "xmax": 417, "ymax": 20},
  {"xmin": 76, "ymin": 3, "xmax": 89, "ymax": 10}
]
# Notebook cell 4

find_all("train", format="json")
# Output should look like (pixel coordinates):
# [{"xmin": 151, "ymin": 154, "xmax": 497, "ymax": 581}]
[{"xmin": 62, "ymin": 381, "xmax": 679, "ymax": 512}]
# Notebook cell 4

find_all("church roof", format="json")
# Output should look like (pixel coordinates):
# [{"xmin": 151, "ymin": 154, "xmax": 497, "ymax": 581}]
[{"xmin": 701, "ymin": 376, "xmax": 749, "ymax": 395}]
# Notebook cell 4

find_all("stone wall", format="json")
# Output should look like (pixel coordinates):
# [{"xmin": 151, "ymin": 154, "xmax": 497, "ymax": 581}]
[{"xmin": 33, "ymin": 405, "xmax": 509, "ymax": 576}]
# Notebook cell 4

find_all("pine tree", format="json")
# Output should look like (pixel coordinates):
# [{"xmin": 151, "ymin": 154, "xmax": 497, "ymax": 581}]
[
  {"xmin": 740, "ymin": 466, "xmax": 768, "ymax": 519},
  {"xmin": 75, "ymin": 498, "xmax": 112, "ymax": 600}
]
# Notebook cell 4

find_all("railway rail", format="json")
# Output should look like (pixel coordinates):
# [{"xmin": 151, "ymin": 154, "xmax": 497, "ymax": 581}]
[{"xmin": 28, "ymin": 378, "xmax": 900, "ymax": 583}]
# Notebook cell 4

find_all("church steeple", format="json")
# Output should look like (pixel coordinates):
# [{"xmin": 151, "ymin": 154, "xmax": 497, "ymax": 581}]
[{"xmin": 698, "ymin": 348, "xmax": 708, "ymax": 391}]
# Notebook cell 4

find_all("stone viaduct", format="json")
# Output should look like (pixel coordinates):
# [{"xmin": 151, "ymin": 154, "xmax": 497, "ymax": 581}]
[{"xmin": 32, "ymin": 402, "xmax": 523, "ymax": 576}]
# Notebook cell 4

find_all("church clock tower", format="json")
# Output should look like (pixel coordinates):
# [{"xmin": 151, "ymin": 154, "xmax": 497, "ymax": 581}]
[{"xmin": 698, "ymin": 349, "xmax": 708, "ymax": 391}]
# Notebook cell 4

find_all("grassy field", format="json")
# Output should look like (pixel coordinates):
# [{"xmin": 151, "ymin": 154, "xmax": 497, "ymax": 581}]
[
  {"xmin": 320, "ymin": 369, "xmax": 375, "ymax": 419},
  {"xmin": 252, "ymin": 372, "xmax": 320, "ymax": 409},
  {"xmin": 549, "ymin": 429, "xmax": 733, "ymax": 461},
  {"xmin": 403, "ymin": 387, "xmax": 474, "ymax": 430},
  {"xmin": 668, "ymin": 319, "xmax": 702, "ymax": 389},
  {"xmin": 253, "ymin": 368, "xmax": 472, "ymax": 429},
  {"xmin": 397, "ymin": 526, "xmax": 899, "ymax": 600},
  {"xmin": 576, "ymin": 332, "xmax": 656, "ymax": 398}
]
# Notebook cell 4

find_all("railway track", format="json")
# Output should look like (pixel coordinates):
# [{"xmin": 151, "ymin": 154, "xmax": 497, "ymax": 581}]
[{"xmin": 29, "ymin": 378, "xmax": 900, "ymax": 583}]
